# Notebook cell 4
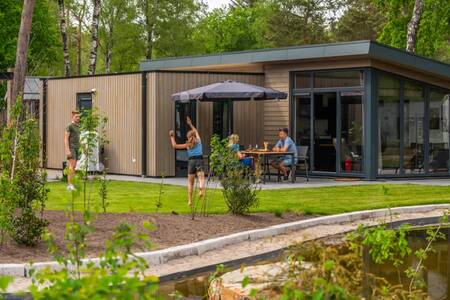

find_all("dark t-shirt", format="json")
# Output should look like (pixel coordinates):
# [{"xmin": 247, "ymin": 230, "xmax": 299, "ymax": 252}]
[{"xmin": 66, "ymin": 122, "xmax": 80, "ymax": 149}]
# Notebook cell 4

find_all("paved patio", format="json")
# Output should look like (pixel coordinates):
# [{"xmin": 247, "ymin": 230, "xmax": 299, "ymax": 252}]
[{"xmin": 46, "ymin": 169, "xmax": 450, "ymax": 190}]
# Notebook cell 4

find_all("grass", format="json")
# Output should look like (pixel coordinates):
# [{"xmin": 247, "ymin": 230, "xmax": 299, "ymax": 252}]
[{"xmin": 46, "ymin": 180, "xmax": 450, "ymax": 215}]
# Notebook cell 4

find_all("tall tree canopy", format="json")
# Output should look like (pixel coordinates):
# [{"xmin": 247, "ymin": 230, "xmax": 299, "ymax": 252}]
[
  {"xmin": 0, "ymin": 0, "xmax": 61, "ymax": 75},
  {"xmin": 373, "ymin": 0, "xmax": 450, "ymax": 61}
]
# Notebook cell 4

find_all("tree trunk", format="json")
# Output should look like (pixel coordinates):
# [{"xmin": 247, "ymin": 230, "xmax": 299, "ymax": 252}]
[
  {"xmin": 105, "ymin": 26, "xmax": 113, "ymax": 73},
  {"xmin": 406, "ymin": 0, "xmax": 424, "ymax": 53},
  {"xmin": 77, "ymin": 20, "xmax": 82, "ymax": 75},
  {"xmin": 57, "ymin": 0, "xmax": 71, "ymax": 76},
  {"xmin": 88, "ymin": 0, "xmax": 102, "ymax": 75},
  {"xmin": 144, "ymin": 0, "xmax": 157, "ymax": 60},
  {"xmin": 11, "ymin": 0, "xmax": 36, "ymax": 107}
]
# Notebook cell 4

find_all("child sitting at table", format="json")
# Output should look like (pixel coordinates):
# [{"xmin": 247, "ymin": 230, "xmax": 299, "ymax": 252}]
[{"xmin": 229, "ymin": 134, "xmax": 253, "ymax": 167}]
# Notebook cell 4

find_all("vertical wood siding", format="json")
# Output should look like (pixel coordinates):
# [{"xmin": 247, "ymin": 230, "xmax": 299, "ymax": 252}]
[
  {"xmin": 147, "ymin": 72, "xmax": 265, "ymax": 177},
  {"xmin": 45, "ymin": 74, "xmax": 142, "ymax": 175}
]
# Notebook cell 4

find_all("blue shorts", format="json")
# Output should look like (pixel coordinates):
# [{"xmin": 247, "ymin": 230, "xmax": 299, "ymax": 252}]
[
  {"xmin": 277, "ymin": 157, "xmax": 296, "ymax": 166},
  {"xmin": 240, "ymin": 157, "xmax": 253, "ymax": 167}
]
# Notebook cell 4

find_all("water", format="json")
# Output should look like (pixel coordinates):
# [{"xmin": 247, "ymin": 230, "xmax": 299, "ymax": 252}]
[{"xmin": 157, "ymin": 226, "xmax": 450, "ymax": 299}]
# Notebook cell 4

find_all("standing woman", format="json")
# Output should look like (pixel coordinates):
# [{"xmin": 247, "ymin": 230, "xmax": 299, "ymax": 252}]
[{"xmin": 169, "ymin": 117, "xmax": 206, "ymax": 206}]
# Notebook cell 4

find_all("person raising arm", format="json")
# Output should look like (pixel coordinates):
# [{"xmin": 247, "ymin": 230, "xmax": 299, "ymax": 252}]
[{"xmin": 169, "ymin": 116, "xmax": 206, "ymax": 206}]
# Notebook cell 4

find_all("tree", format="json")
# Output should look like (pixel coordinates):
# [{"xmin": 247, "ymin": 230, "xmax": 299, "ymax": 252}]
[
  {"xmin": 57, "ymin": 0, "xmax": 71, "ymax": 76},
  {"xmin": 11, "ymin": 0, "xmax": 36, "ymax": 106},
  {"xmin": 406, "ymin": 0, "xmax": 424, "ymax": 52},
  {"xmin": 193, "ymin": 5, "xmax": 269, "ymax": 53},
  {"xmin": 373, "ymin": 0, "xmax": 450, "ymax": 61},
  {"xmin": 137, "ymin": 0, "xmax": 204, "ymax": 60},
  {"xmin": 70, "ymin": 0, "xmax": 89, "ymax": 75},
  {"xmin": 88, "ymin": 0, "xmax": 101, "ymax": 75},
  {"xmin": 331, "ymin": 0, "xmax": 386, "ymax": 42},
  {"xmin": 99, "ymin": 0, "xmax": 139, "ymax": 73}
]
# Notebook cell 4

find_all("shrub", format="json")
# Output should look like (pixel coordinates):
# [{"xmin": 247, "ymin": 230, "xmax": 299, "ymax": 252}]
[
  {"xmin": 0, "ymin": 99, "xmax": 48, "ymax": 246},
  {"xmin": 210, "ymin": 135, "xmax": 259, "ymax": 215}
]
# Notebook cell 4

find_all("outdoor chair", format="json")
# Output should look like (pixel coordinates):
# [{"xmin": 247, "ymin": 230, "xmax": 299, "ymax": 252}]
[
  {"xmin": 296, "ymin": 145, "xmax": 309, "ymax": 182},
  {"xmin": 276, "ymin": 146, "xmax": 309, "ymax": 182}
]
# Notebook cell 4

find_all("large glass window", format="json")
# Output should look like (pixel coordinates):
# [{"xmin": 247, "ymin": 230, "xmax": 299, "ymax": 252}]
[
  {"xmin": 428, "ymin": 90, "xmax": 450, "ymax": 173},
  {"xmin": 295, "ymin": 94, "xmax": 311, "ymax": 146},
  {"xmin": 295, "ymin": 73, "xmax": 311, "ymax": 89},
  {"xmin": 378, "ymin": 74, "xmax": 401, "ymax": 174},
  {"xmin": 314, "ymin": 70, "xmax": 364, "ymax": 88},
  {"xmin": 340, "ymin": 92, "xmax": 363, "ymax": 173},
  {"xmin": 403, "ymin": 81, "xmax": 425, "ymax": 174},
  {"xmin": 314, "ymin": 92, "xmax": 337, "ymax": 172}
]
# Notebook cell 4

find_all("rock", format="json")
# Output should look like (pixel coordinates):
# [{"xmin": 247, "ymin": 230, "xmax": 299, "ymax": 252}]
[{"xmin": 209, "ymin": 262, "xmax": 312, "ymax": 300}]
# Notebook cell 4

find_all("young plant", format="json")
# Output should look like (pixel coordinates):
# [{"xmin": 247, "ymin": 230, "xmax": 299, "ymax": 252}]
[
  {"xmin": 98, "ymin": 168, "xmax": 109, "ymax": 213},
  {"xmin": 155, "ymin": 173, "xmax": 165, "ymax": 213},
  {"xmin": 31, "ymin": 222, "xmax": 159, "ymax": 300},
  {"xmin": 210, "ymin": 135, "xmax": 259, "ymax": 215},
  {"xmin": 0, "ymin": 98, "xmax": 48, "ymax": 246}
]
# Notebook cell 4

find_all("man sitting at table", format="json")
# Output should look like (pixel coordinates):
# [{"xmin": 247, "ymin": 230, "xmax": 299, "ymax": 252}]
[{"xmin": 271, "ymin": 128, "xmax": 298, "ymax": 181}]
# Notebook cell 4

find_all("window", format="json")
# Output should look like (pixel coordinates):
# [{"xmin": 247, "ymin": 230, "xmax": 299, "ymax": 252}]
[
  {"xmin": 428, "ymin": 89, "xmax": 450, "ymax": 173},
  {"xmin": 378, "ymin": 73, "xmax": 401, "ymax": 174},
  {"xmin": 295, "ymin": 73, "xmax": 311, "ymax": 89},
  {"xmin": 403, "ymin": 81, "xmax": 425, "ymax": 174},
  {"xmin": 76, "ymin": 93, "xmax": 93, "ymax": 111},
  {"xmin": 314, "ymin": 70, "xmax": 364, "ymax": 88},
  {"xmin": 213, "ymin": 101, "xmax": 233, "ymax": 139}
]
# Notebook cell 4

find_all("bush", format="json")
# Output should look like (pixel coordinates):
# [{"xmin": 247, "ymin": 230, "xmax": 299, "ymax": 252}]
[
  {"xmin": 210, "ymin": 135, "xmax": 260, "ymax": 215},
  {"xmin": 221, "ymin": 167, "xmax": 259, "ymax": 214},
  {"xmin": 10, "ymin": 209, "xmax": 49, "ymax": 246},
  {"xmin": 0, "ymin": 99, "xmax": 48, "ymax": 246}
]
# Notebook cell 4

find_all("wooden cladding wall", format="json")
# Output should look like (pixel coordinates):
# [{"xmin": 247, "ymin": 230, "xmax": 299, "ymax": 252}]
[
  {"xmin": 147, "ymin": 72, "xmax": 265, "ymax": 177},
  {"xmin": 45, "ymin": 74, "xmax": 142, "ymax": 175}
]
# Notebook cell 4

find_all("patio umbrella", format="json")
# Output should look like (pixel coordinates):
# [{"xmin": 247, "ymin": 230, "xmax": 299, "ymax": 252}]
[{"xmin": 171, "ymin": 80, "xmax": 287, "ymax": 102}]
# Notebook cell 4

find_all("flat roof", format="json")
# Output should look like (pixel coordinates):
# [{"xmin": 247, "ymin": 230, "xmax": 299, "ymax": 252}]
[{"xmin": 140, "ymin": 40, "xmax": 450, "ymax": 81}]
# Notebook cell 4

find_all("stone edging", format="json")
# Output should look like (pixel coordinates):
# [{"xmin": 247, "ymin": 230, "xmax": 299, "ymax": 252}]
[{"xmin": 1, "ymin": 204, "xmax": 449, "ymax": 278}]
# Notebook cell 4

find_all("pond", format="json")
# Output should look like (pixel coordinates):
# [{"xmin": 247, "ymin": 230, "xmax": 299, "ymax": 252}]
[{"xmin": 157, "ymin": 225, "xmax": 450, "ymax": 299}]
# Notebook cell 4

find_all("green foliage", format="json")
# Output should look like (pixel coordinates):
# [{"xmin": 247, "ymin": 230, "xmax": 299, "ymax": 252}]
[
  {"xmin": 360, "ymin": 223, "xmax": 411, "ymax": 266},
  {"xmin": 274, "ymin": 208, "xmax": 283, "ymax": 218},
  {"xmin": 372, "ymin": 0, "xmax": 450, "ymax": 61},
  {"xmin": 0, "ymin": 99, "xmax": 48, "ymax": 246},
  {"xmin": 31, "ymin": 222, "xmax": 159, "ymax": 300},
  {"xmin": 210, "ymin": 135, "xmax": 259, "ymax": 215},
  {"xmin": 331, "ymin": 0, "xmax": 386, "ymax": 42},
  {"xmin": 0, "ymin": 0, "xmax": 62, "ymax": 75},
  {"xmin": 97, "ymin": 169, "xmax": 109, "ymax": 213},
  {"xmin": 155, "ymin": 173, "xmax": 165, "ymax": 213}
]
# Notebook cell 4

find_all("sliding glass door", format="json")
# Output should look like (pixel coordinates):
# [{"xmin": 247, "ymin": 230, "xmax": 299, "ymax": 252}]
[
  {"xmin": 292, "ymin": 70, "xmax": 365, "ymax": 176},
  {"xmin": 313, "ymin": 92, "xmax": 337, "ymax": 172},
  {"xmin": 340, "ymin": 92, "xmax": 364, "ymax": 173}
]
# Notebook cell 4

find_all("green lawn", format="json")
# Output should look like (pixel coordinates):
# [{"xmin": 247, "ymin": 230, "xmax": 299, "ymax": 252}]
[{"xmin": 46, "ymin": 180, "xmax": 450, "ymax": 215}]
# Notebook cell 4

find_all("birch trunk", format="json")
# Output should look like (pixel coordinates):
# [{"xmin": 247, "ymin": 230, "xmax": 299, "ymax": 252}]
[
  {"xmin": 88, "ymin": 0, "xmax": 102, "ymax": 75},
  {"xmin": 57, "ymin": 0, "xmax": 71, "ymax": 76},
  {"xmin": 406, "ymin": 0, "xmax": 424, "ymax": 53},
  {"xmin": 11, "ymin": 0, "xmax": 36, "ymax": 107}
]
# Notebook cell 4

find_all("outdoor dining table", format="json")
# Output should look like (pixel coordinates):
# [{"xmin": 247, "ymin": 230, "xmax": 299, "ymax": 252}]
[{"xmin": 241, "ymin": 150, "xmax": 296, "ymax": 184}]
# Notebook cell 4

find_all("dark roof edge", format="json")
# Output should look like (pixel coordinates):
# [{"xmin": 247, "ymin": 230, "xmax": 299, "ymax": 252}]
[
  {"xmin": 139, "ymin": 40, "xmax": 450, "ymax": 81},
  {"xmin": 141, "ymin": 40, "xmax": 372, "ymax": 63},
  {"xmin": 368, "ymin": 42, "xmax": 450, "ymax": 79},
  {"xmin": 43, "ymin": 70, "xmax": 265, "ymax": 81}
]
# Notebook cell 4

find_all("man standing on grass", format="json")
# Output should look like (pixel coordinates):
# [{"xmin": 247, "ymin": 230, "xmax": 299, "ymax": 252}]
[{"xmin": 64, "ymin": 110, "xmax": 80, "ymax": 191}]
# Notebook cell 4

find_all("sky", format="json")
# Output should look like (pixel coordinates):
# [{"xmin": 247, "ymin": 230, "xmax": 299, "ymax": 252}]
[{"xmin": 206, "ymin": 0, "xmax": 232, "ymax": 10}]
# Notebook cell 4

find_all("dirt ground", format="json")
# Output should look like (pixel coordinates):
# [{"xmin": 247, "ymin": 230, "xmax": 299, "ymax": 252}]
[{"xmin": 0, "ymin": 210, "xmax": 314, "ymax": 263}]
